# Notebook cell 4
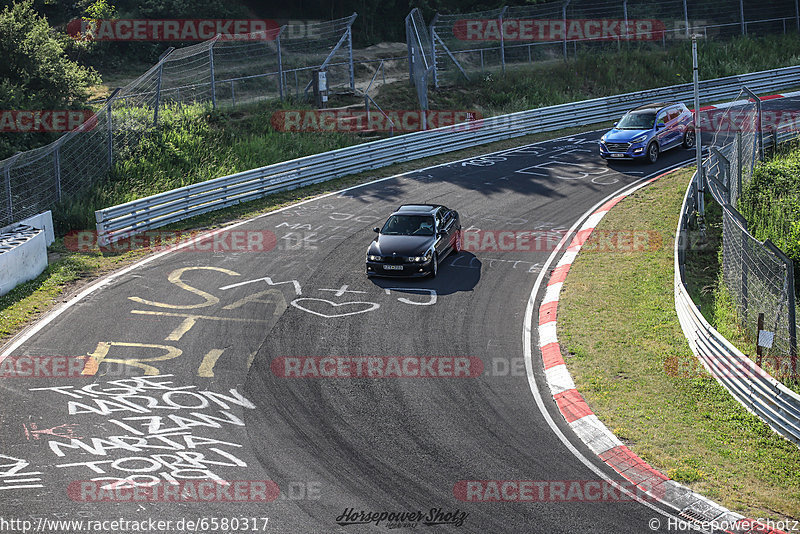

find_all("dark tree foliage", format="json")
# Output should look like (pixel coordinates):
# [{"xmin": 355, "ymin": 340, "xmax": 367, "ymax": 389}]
[{"xmin": 0, "ymin": 1, "xmax": 99, "ymax": 159}]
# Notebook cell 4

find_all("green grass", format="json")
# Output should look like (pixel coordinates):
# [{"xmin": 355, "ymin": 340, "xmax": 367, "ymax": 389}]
[
  {"xmin": 558, "ymin": 168, "xmax": 800, "ymax": 522},
  {"xmin": 376, "ymin": 34, "xmax": 800, "ymax": 117}
]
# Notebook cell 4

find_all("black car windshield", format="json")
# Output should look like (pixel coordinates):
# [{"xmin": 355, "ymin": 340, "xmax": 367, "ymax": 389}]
[
  {"xmin": 381, "ymin": 215, "xmax": 435, "ymax": 236},
  {"xmin": 616, "ymin": 111, "xmax": 656, "ymax": 130}
]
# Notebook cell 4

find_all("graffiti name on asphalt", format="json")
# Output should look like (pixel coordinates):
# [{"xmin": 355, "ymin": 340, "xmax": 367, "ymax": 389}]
[
  {"xmin": 0, "ymin": 455, "xmax": 44, "ymax": 490},
  {"xmin": 29, "ymin": 375, "xmax": 255, "ymax": 488}
]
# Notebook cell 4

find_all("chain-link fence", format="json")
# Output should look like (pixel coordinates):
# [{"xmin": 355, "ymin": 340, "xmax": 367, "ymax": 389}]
[
  {"xmin": 408, "ymin": 1, "xmax": 799, "ymax": 91},
  {"xmin": 0, "ymin": 15, "xmax": 362, "ymax": 228},
  {"xmin": 701, "ymin": 89, "xmax": 798, "ymax": 378}
]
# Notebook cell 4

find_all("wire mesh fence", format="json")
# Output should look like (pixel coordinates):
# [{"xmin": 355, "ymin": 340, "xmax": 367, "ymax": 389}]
[
  {"xmin": 412, "ymin": 0, "xmax": 799, "ymax": 89},
  {"xmin": 0, "ymin": 15, "xmax": 360, "ymax": 228},
  {"xmin": 701, "ymin": 89, "xmax": 798, "ymax": 378}
]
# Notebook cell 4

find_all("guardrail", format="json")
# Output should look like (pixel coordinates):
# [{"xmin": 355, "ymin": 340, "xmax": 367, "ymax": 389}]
[
  {"xmin": 95, "ymin": 64, "xmax": 800, "ymax": 245},
  {"xmin": 674, "ymin": 137, "xmax": 800, "ymax": 446}
]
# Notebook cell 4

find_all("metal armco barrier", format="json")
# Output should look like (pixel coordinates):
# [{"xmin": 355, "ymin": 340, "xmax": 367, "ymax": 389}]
[
  {"xmin": 675, "ymin": 151, "xmax": 800, "ymax": 445},
  {"xmin": 95, "ymin": 64, "xmax": 800, "ymax": 245}
]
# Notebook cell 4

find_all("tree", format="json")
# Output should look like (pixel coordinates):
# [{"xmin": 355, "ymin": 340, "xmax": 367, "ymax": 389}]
[{"xmin": 0, "ymin": 0, "xmax": 99, "ymax": 159}]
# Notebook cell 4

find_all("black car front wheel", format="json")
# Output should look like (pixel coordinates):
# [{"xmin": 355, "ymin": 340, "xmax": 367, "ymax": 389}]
[{"xmin": 647, "ymin": 142, "xmax": 659, "ymax": 164}]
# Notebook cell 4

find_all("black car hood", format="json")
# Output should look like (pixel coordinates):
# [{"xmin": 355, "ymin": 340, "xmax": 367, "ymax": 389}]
[{"xmin": 369, "ymin": 234, "xmax": 434, "ymax": 256}]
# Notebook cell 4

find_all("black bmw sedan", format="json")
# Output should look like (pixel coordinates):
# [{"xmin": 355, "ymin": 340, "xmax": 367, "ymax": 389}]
[{"xmin": 366, "ymin": 204, "xmax": 462, "ymax": 278}]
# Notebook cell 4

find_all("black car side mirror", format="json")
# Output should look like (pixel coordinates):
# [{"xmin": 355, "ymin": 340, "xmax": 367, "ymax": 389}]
[{"xmin": 373, "ymin": 227, "xmax": 380, "ymax": 233}]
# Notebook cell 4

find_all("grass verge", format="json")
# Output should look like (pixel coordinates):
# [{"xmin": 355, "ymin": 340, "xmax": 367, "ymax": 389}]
[{"xmin": 558, "ymin": 167, "xmax": 800, "ymax": 521}]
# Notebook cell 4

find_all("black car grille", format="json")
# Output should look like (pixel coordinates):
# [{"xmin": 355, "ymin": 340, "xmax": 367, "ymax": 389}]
[
  {"xmin": 605, "ymin": 142, "xmax": 630, "ymax": 152},
  {"xmin": 382, "ymin": 255, "xmax": 404, "ymax": 264}
]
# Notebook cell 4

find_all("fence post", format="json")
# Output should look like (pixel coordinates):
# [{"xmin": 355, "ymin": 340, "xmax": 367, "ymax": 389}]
[
  {"xmin": 727, "ymin": 205, "xmax": 750, "ymax": 323},
  {"xmin": 106, "ymin": 88, "xmax": 120, "ymax": 169},
  {"xmin": 743, "ymin": 86, "xmax": 764, "ymax": 161},
  {"xmin": 683, "ymin": 0, "xmax": 690, "ymax": 37},
  {"xmin": 623, "ymin": 0, "xmax": 629, "ymax": 40},
  {"xmin": 562, "ymin": 0, "xmax": 571, "ymax": 61},
  {"xmin": 53, "ymin": 144, "xmax": 62, "ymax": 203},
  {"xmin": 209, "ymin": 38, "xmax": 217, "ymax": 109},
  {"xmin": 499, "ymin": 6, "xmax": 507, "ymax": 73},
  {"xmin": 231, "ymin": 81, "xmax": 236, "ymax": 107},
  {"xmin": 406, "ymin": 15, "xmax": 414, "ymax": 85},
  {"xmin": 740, "ymin": 0, "xmax": 746, "ymax": 35},
  {"xmin": 276, "ymin": 27, "xmax": 285, "ymax": 100},
  {"xmin": 736, "ymin": 131, "xmax": 743, "ymax": 201},
  {"xmin": 347, "ymin": 21, "xmax": 355, "ymax": 92},
  {"xmin": 756, "ymin": 312, "xmax": 765, "ymax": 367},
  {"xmin": 765, "ymin": 239, "xmax": 798, "ymax": 377},
  {"xmin": 4, "ymin": 165, "xmax": 11, "ymax": 222},
  {"xmin": 796, "ymin": 0, "xmax": 799, "ymax": 32},
  {"xmin": 153, "ymin": 47, "xmax": 175, "ymax": 127}
]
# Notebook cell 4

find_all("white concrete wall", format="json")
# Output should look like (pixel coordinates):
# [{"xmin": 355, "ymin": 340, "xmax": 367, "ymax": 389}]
[
  {"xmin": 0, "ymin": 227, "xmax": 48, "ymax": 296},
  {"xmin": 0, "ymin": 210, "xmax": 54, "ymax": 245}
]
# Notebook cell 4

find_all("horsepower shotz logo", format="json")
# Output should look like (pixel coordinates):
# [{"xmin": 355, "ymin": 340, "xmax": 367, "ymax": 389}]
[
  {"xmin": 454, "ymin": 19, "xmax": 665, "ymax": 41},
  {"xmin": 66, "ymin": 19, "xmax": 281, "ymax": 41},
  {"xmin": 335, "ymin": 508, "xmax": 468, "ymax": 527}
]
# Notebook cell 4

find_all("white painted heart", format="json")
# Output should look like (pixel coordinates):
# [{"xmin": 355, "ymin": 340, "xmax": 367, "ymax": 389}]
[{"xmin": 290, "ymin": 298, "xmax": 380, "ymax": 318}]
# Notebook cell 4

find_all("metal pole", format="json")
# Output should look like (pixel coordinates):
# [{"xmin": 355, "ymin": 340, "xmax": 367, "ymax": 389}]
[
  {"xmin": 4, "ymin": 165, "xmax": 11, "ymax": 221},
  {"xmin": 744, "ymin": 86, "xmax": 764, "ymax": 161},
  {"xmin": 563, "ymin": 1, "xmax": 571, "ymax": 61},
  {"xmin": 276, "ymin": 29, "xmax": 284, "ymax": 100},
  {"xmin": 796, "ymin": 0, "xmax": 799, "ymax": 32},
  {"xmin": 153, "ymin": 47, "xmax": 175, "ymax": 127},
  {"xmin": 740, "ymin": 0, "xmax": 745, "ymax": 35},
  {"xmin": 209, "ymin": 39, "xmax": 217, "ymax": 109},
  {"xmin": 692, "ymin": 35, "xmax": 704, "ymax": 219},
  {"xmin": 683, "ymin": 0, "xmax": 690, "ymax": 37},
  {"xmin": 499, "ymin": 6, "xmax": 507, "ymax": 73},
  {"xmin": 736, "ymin": 131, "xmax": 743, "ymax": 202},
  {"xmin": 347, "ymin": 25, "xmax": 355, "ymax": 92},
  {"xmin": 765, "ymin": 239, "xmax": 798, "ymax": 377},
  {"xmin": 53, "ymin": 144, "xmax": 61, "ymax": 203},
  {"xmin": 406, "ymin": 15, "xmax": 414, "ymax": 85},
  {"xmin": 106, "ymin": 88, "xmax": 120, "ymax": 168},
  {"xmin": 231, "ymin": 81, "xmax": 236, "ymax": 107},
  {"xmin": 623, "ymin": 0, "xmax": 629, "ymax": 40},
  {"xmin": 756, "ymin": 312, "xmax": 765, "ymax": 367}
]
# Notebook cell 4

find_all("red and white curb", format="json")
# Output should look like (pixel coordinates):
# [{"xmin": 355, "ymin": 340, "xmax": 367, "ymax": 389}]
[{"xmin": 537, "ymin": 171, "xmax": 787, "ymax": 534}]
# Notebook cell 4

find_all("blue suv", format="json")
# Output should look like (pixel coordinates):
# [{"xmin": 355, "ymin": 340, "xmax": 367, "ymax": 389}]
[{"xmin": 599, "ymin": 102, "xmax": 695, "ymax": 163}]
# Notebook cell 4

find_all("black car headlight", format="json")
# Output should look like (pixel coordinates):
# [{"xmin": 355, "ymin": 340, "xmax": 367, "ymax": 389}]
[
  {"xmin": 367, "ymin": 254, "xmax": 381, "ymax": 261},
  {"xmin": 407, "ymin": 251, "xmax": 432, "ymax": 262}
]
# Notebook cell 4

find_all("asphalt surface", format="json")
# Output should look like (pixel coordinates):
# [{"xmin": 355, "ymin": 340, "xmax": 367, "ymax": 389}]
[{"xmin": 2, "ymin": 105, "xmax": 792, "ymax": 534}]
